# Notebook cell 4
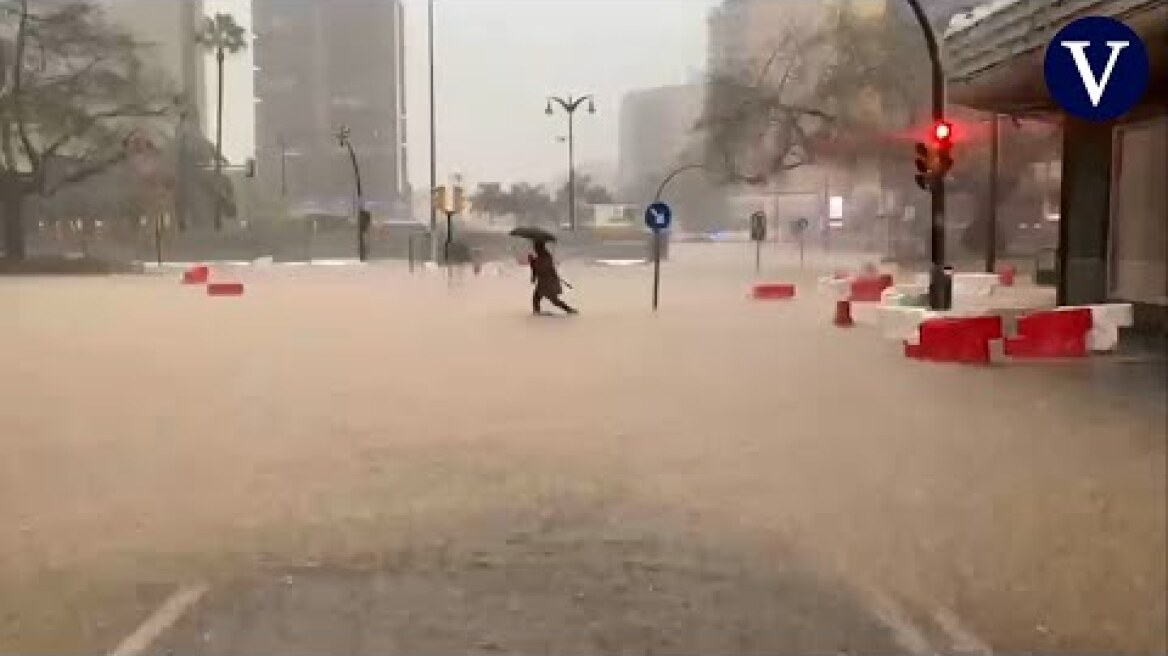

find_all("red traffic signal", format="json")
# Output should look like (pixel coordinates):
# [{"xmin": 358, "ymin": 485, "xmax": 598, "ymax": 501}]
[{"xmin": 932, "ymin": 120, "xmax": 953, "ymax": 144}]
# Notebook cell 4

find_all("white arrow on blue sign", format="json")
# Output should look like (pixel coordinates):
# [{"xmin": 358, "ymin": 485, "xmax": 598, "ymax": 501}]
[{"xmin": 645, "ymin": 202, "xmax": 672, "ymax": 232}]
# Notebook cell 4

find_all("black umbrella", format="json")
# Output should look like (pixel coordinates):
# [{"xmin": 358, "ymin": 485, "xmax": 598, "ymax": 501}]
[{"xmin": 509, "ymin": 226, "xmax": 557, "ymax": 242}]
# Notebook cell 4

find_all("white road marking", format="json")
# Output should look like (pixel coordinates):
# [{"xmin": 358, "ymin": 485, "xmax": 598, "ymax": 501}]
[
  {"xmin": 933, "ymin": 606, "xmax": 993, "ymax": 655},
  {"xmin": 107, "ymin": 583, "xmax": 209, "ymax": 656},
  {"xmin": 858, "ymin": 586, "xmax": 936, "ymax": 655}
]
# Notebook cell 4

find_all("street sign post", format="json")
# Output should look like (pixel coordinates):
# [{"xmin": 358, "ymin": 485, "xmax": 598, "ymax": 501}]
[
  {"xmin": 791, "ymin": 217, "xmax": 809, "ymax": 268},
  {"xmin": 749, "ymin": 211, "xmax": 767, "ymax": 272},
  {"xmin": 645, "ymin": 201, "xmax": 672, "ymax": 311}
]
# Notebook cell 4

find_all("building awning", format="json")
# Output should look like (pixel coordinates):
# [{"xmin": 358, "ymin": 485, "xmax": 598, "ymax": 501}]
[{"xmin": 944, "ymin": 0, "xmax": 1168, "ymax": 114}]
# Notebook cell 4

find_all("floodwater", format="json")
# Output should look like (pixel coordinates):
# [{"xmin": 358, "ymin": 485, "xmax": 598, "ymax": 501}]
[{"xmin": 1, "ymin": 244, "xmax": 1164, "ymax": 653}]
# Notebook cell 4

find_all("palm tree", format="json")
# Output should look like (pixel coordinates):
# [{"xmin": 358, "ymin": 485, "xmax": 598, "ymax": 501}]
[{"xmin": 197, "ymin": 12, "xmax": 247, "ymax": 230}]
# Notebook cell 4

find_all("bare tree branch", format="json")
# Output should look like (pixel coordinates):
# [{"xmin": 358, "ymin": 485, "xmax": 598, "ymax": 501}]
[{"xmin": 43, "ymin": 149, "xmax": 128, "ymax": 196}]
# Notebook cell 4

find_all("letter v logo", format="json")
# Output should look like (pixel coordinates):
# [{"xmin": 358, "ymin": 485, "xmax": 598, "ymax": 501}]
[
  {"xmin": 1060, "ymin": 40, "xmax": 1129, "ymax": 107},
  {"xmin": 1044, "ymin": 17, "xmax": 1149, "ymax": 122}
]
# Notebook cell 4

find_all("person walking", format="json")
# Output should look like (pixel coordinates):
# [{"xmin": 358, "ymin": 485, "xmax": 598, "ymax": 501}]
[{"xmin": 529, "ymin": 241, "xmax": 577, "ymax": 315}]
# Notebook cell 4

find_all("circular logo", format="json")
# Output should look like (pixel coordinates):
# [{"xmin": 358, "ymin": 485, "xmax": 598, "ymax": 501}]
[{"xmin": 1044, "ymin": 16, "xmax": 1149, "ymax": 122}]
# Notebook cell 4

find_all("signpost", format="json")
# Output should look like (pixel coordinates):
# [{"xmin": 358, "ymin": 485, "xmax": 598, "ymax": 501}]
[
  {"xmin": 125, "ymin": 132, "xmax": 167, "ymax": 265},
  {"xmin": 791, "ymin": 217, "xmax": 809, "ymax": 267},
  {"xmin": 645, "ymin": 201, "xmax": 672, "ymax": 311},
  {"xmin": 749, "ymin": 210, "xmax": 767, "ymax": 272}
]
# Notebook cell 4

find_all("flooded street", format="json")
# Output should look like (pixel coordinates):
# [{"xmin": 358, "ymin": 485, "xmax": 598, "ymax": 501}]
[{"xmin": 2, "ymin": 245, "xmax": 1164, "ymax": 654}]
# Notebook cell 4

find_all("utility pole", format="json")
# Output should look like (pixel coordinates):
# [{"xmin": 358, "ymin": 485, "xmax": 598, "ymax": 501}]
[{"xmin": 428, "ymin": 0, "xmax": 438, "ymax": 261}]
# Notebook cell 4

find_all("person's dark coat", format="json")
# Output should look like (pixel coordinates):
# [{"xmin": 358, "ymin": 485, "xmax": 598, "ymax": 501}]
[{"xmin": 529, "ymin": 248, "xmax": 562, "ymax": 297}]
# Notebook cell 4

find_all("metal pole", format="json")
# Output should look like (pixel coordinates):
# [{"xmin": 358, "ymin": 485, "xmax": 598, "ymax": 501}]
[
  {"xmin": 755, "ymin": 239, "xmax": 761, "ymax": 272},
  {"xmin": 444, "ymin": 211, "xmax": 453, "ymax": 262},
  {"xmin": 567, "ymin": 105, "xmax": 576, "ymax": 230},
  {"xmin": 174, "ymin": 105, "xmax": 188, "ymax": 231},
  {"xmin": 214, "ymin": 49, "xmax": 225, "ymax": 230},
  {"xmin": 652, "ymin": 231, "xmax": 662, "ymax": 311},
  {"xmin": 342, "ymin": 138, "xmax": 366, "ymax": 262},
  {"xmin": 985, "ymin": 113, "xmax": 1000, "ymax": 273},
  {"xmin": 654, "ymin": 164, "xmax": 705, "ymax": 203},
  {"xmin": 279, "ymin": 135, "xmax": 288, "ymax": 198},
  {"xmin": 428, "ymin": 0, "xmax": 438, "ymax": 262},
  {"xmin": 155, "ymin": 214, "xmax": 163, "ymax": 265},
  {"xmin": 904, "ymin": 0, "xmax": 949, "ymax": 310}
]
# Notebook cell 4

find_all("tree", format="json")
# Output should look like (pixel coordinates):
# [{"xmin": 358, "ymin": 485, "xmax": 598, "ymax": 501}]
[
  {"xmin": 197, "ymin": 12, "xmax": 246, "ymax": 230},
  {"xmin": 812, "ymin": 9, "xmax": 929, "ymax": 142},
  {"xmin": 28, "ymin": 131, "xmax": 236, "ymax": 231},
  {"xmin": 504, "ymin": 183, "xmax": 555, "ymax": 226},
  {"xmin": 469, "ymin": 182, "xmax": 506, "ymax": 219},
  {"xmin": 554, "ymin": 173, "xmax": 614, "ymax": 216},
  {"xmin": 696, "ymin": 29, "xmax": 836, "ymax": 186},
  {"xmin": 0, "ymin": 0, "xmax": 172, "ymax": 261},
  {"xmin": 810, "ymin": 10, "xmax": 1060, "ymax": 259}
]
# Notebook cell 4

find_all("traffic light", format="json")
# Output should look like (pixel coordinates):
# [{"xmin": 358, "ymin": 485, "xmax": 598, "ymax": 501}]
[
  {"xmin": 933, "ymin": 120, "xmax": 952, "ymax": 143},
  {"xmin": 914, "ymin": 142, "xmax": 932, "ymax": 190},
  {"xmin": 932, "ymin": 120, "xmax": 954, "ymax": 178},
  {"xmin": 431, "ymin": 185, "xmax": 449, "ymax": 213},
  {"xmin": 913, "ymin": 120, "xmax": 956, "ymax": 190},
  {"xmin": 452, "ymin": 185, "xmax": 467, "ymax": 214},
  {"xmin": 244, "ymin": 158, "xmax": 256, "ymax": 178}
]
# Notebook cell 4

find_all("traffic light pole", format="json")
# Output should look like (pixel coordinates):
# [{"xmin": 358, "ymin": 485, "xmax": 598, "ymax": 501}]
[{"xmin": 905, "ymin": 0, "xmax": 951, "ymax": 310}]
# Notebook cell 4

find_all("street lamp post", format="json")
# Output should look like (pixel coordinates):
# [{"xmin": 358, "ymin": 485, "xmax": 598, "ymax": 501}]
[
  {"xmin": 545, "ymin": 94, "xmax": 595, "ymax": 231},
  {"xmin": 335, "ymin": 126, "xmax": 369, "ymax": 262}
]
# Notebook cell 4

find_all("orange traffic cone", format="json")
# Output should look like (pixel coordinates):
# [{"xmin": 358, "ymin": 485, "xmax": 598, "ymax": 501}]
[{"xmin": 833, "ymin": 300, "xmax": 854, "ymax": 327}]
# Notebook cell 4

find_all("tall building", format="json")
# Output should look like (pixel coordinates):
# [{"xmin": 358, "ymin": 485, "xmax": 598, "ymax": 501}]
[
  {"xmin": 100, "ymin": 0, "xmax": 205, "ymax": 118},
  {"xmin": 707, "ymin": 0, "xmax": 887, "ymax": 79},
  {"xmin": 617, "ymin": 84, "xmax": 706, "ymax": 197},
  {"xmin": 707, "ymin": 0, "xmax": 839, "ymax": 78},
  {"xmin": 252, "ymin": 0, "xmax": 409, "ymax": 219}
]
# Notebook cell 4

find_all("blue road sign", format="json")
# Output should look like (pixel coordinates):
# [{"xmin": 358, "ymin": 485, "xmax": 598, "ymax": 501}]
[{"xmin": 645, "ymin": 202, "xmax": 672, "ymax": 232}]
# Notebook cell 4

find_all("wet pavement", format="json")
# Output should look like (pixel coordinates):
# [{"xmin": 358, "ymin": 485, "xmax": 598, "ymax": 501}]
[
  {"xmin": 151, "ymin": 517, "xmax": 912, "ymax": 655},
  {"xmin": 1, "ymin": 244, "xmax": 1164, "ymax": 654}
]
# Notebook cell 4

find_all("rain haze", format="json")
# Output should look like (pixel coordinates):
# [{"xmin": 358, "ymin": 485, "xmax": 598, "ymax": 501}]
[
  {"xmin": 1, "ymin": 0, "xmax": 1165, "ymax": 654},
  {"xmin": 202, "ymin": 0, "xmax": 718, "ymax": 184}
]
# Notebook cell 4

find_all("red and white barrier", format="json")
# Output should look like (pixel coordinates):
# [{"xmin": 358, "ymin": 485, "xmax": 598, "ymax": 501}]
[
  {"xmin": 206, "ymin": 282, "xmax": 245, "ymax": 297},
  {"xmin": 819, "ymin": 274, "xmax": 894, "ymax": 303},
  {"xmin": 181, "ymin": 264, "xmax": 209, "ymax": 285},
  {"xmin": 905, "ymin": 315, "xmax": 1003, "ymax": 365},
  {"xmin": 752, "ymin": 283, "xmax": 796, "ymax": 300}
]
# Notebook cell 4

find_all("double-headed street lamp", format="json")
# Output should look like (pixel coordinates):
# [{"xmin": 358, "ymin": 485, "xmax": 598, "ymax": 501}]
[
  {"xmin": 335, "ymin": 125, "xmax": 370, "ymax": 262},
  {"xmin": 545, "ymin": 94, "xmax": 595, "ymax": 231}
]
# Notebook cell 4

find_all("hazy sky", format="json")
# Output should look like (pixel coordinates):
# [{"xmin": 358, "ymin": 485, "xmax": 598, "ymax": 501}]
[
  {"xmin": 407, "ymin": 0, "xmax": 718, "ymax": 187},
  {"xmin": 202, "ymin": 0, "xmax": 718, "ymax": 189}
]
